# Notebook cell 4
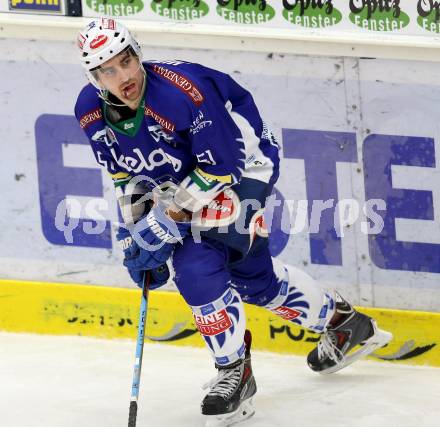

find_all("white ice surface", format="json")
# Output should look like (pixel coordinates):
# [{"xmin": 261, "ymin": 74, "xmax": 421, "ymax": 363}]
[{"xmin": 1, "ymin": 332, "xmax": 439, "ymax": 427}]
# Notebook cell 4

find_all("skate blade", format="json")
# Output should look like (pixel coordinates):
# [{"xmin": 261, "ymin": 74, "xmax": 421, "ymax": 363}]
[
  {"xmin": 205, "ymin": 398, "xmax": 255, "ymax": 427},
  {"xmin": 320, "ymin": 321, "xmax": 393, "ymax": 375}
]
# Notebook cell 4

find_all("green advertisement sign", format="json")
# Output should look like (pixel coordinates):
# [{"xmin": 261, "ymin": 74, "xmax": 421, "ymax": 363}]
[
  {"xmin": 151, "ymin": 0, "xmax": 209, "ymax": 21},
  {"xmin": 282, "ymin": 0, "xmax": 342, "ymax": 28},
  {"xmin": 216, "ymin": 0, "xmax": 276, "ymax": 25},
  {"xmin": 417, "ymin": 0, "xmax": 440, "ymax": 33},
  {"xmin": 86, "ymin": 0, "xmax": 144, "ymax": 16},
  {"xmin": 349, "ymin": 0, "xmax": 410, "ymax": 32}
]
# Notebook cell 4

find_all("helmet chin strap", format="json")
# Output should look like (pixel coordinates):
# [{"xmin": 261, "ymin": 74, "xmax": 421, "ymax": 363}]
[{"xmin": 95, "ymin": 60, "xmax": 146, "ymax": 109}]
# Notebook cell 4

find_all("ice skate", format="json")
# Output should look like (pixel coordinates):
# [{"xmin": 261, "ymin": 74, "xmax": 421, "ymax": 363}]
[
  {"xmin": 307, "ymin": 292, "xmax": 393, "ymax": 374},
  {"xmin": 202, "ymin": 330, "xmax": 257, "ymax": 427}
]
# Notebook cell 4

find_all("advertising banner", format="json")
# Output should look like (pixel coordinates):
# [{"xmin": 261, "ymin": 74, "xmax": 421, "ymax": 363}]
[
  {"xmin": 7, "ymin": 0, "xmax": 64, "ymax": 13},
  {"xmin": 79, "ymin": 0, "xmax": 440, "ymax": 37},
  {"xmin": 1, "ymin": 38, "xmax": 440, "ymax": 313},
  {"xmin": 1, "ymin": 280, "xmax": 439, "ymax": 367}
]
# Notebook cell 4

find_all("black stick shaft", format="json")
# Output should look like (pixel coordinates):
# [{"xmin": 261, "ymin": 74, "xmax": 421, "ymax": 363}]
[{"xmin": 128, "ymin": 401, "xmax": 138, "ymax": 427}]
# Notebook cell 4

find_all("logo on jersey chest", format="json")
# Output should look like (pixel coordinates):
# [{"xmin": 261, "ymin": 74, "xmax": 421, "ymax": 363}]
[
  {"xmin": 109, "ymin": 147, "xmax": 182, "ymax": 173},
  {"xmin": 148, "ymin": 124, "xmax": 175, "ymax": 145},
  {"xmin": 92, "ymin": 127, "xmax": 118, "ymax": 147},
  {"xmin": 144, "ymin": 106, "xmax": 175, "ymax": 133}
]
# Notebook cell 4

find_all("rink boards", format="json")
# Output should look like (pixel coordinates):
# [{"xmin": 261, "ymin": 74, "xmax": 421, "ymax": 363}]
[
  {"xmin": 3, "ymin": 38, "xmax": 440, "ymax": 313},
  {"xmin": 1, "ymin": 279, "xmax": 438, "ymax": 368}
]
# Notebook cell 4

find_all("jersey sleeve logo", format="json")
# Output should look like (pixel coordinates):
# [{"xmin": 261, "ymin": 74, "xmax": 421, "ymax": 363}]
[
  {"xmin": 79, "ymin": 107, "xmax": 103, "ymax": 129},
  {"xmin": 190, "ymin": 110, "xmax": 213, "ymax": 135},
  {"xmin": 152, "ymin": 65, "xmax": 204, "ymax": 106}
]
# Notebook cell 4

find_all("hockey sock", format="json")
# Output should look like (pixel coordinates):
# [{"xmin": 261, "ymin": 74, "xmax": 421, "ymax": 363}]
[
  {"xmin": 263, "ymin": 260, "xmax": 336, "ymax": 333},
  {"xmin": 190, "ymin": 288, "xmax": 246, "ymax": 366}
]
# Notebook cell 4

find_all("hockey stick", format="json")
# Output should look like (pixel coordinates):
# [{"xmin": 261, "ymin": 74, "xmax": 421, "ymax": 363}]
[{"xmin": 128, "ymin": 271, "xmax": 150, "ymax": 427}]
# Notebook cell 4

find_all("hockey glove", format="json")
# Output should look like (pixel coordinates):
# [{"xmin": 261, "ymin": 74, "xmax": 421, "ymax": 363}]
[
  {"xmin": 123, "ymin": 206, "xmax": 190, "ymax": 271},
  {"xmin": 146, "ymin": 263, "xmax": 170, "ymax": 290},
  {"xmin": 117, "ymin": 226, "xmax": 171, "ymax": 289},
  {"xmin": 117, "ymin": 226, "xmax": 144, "ymax": 284}
]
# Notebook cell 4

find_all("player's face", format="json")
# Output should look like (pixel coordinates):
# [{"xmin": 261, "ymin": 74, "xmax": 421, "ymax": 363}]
[{"xmin": 95, "ymin": 49, "xmax": 144, "ymax": 109}]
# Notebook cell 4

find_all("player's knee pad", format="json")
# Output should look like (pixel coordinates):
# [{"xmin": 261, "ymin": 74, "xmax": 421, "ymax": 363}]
[
  {"xmin": 190, "ymin": 288, "xmax": 246, "ymax": 366},
  {"xmin": 263, "ymin": 259, "xmax": 335, "ymax": 332}
]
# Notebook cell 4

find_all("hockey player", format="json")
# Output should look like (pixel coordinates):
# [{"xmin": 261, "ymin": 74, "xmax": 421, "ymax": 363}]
[{"xmin": 75, "ymin": 18, "xmax": 392, "ymax": 427}]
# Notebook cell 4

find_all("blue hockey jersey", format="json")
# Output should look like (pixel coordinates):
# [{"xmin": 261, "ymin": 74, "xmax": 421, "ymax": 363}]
[{"xmin": 75, "ymin": 60, "xmax": 279, "ymax": 212}]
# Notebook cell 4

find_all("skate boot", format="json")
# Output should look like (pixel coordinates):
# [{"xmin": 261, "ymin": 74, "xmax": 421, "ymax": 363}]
[
  {"xmin": 307, "ymin": 292, "xmax": 392, "ymax": 374},
  {"xmin": 202, "ymin": 330, "xmax": 257, "ymax": 427}
]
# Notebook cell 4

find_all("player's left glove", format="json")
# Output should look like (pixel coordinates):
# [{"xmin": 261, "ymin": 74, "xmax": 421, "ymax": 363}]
[
  {"xmin": 124, "ymin": 206, "xmax": 190, "ymax": 271},
  {"xmin": 117, "ymin": 226, "xmax": 148, "ymax": 284}
]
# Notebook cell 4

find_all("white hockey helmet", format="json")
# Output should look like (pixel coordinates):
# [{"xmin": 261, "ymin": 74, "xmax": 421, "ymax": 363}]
[{"xmin": 77, "ymin": 18, "xmax": 142, "ymax": 86}]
